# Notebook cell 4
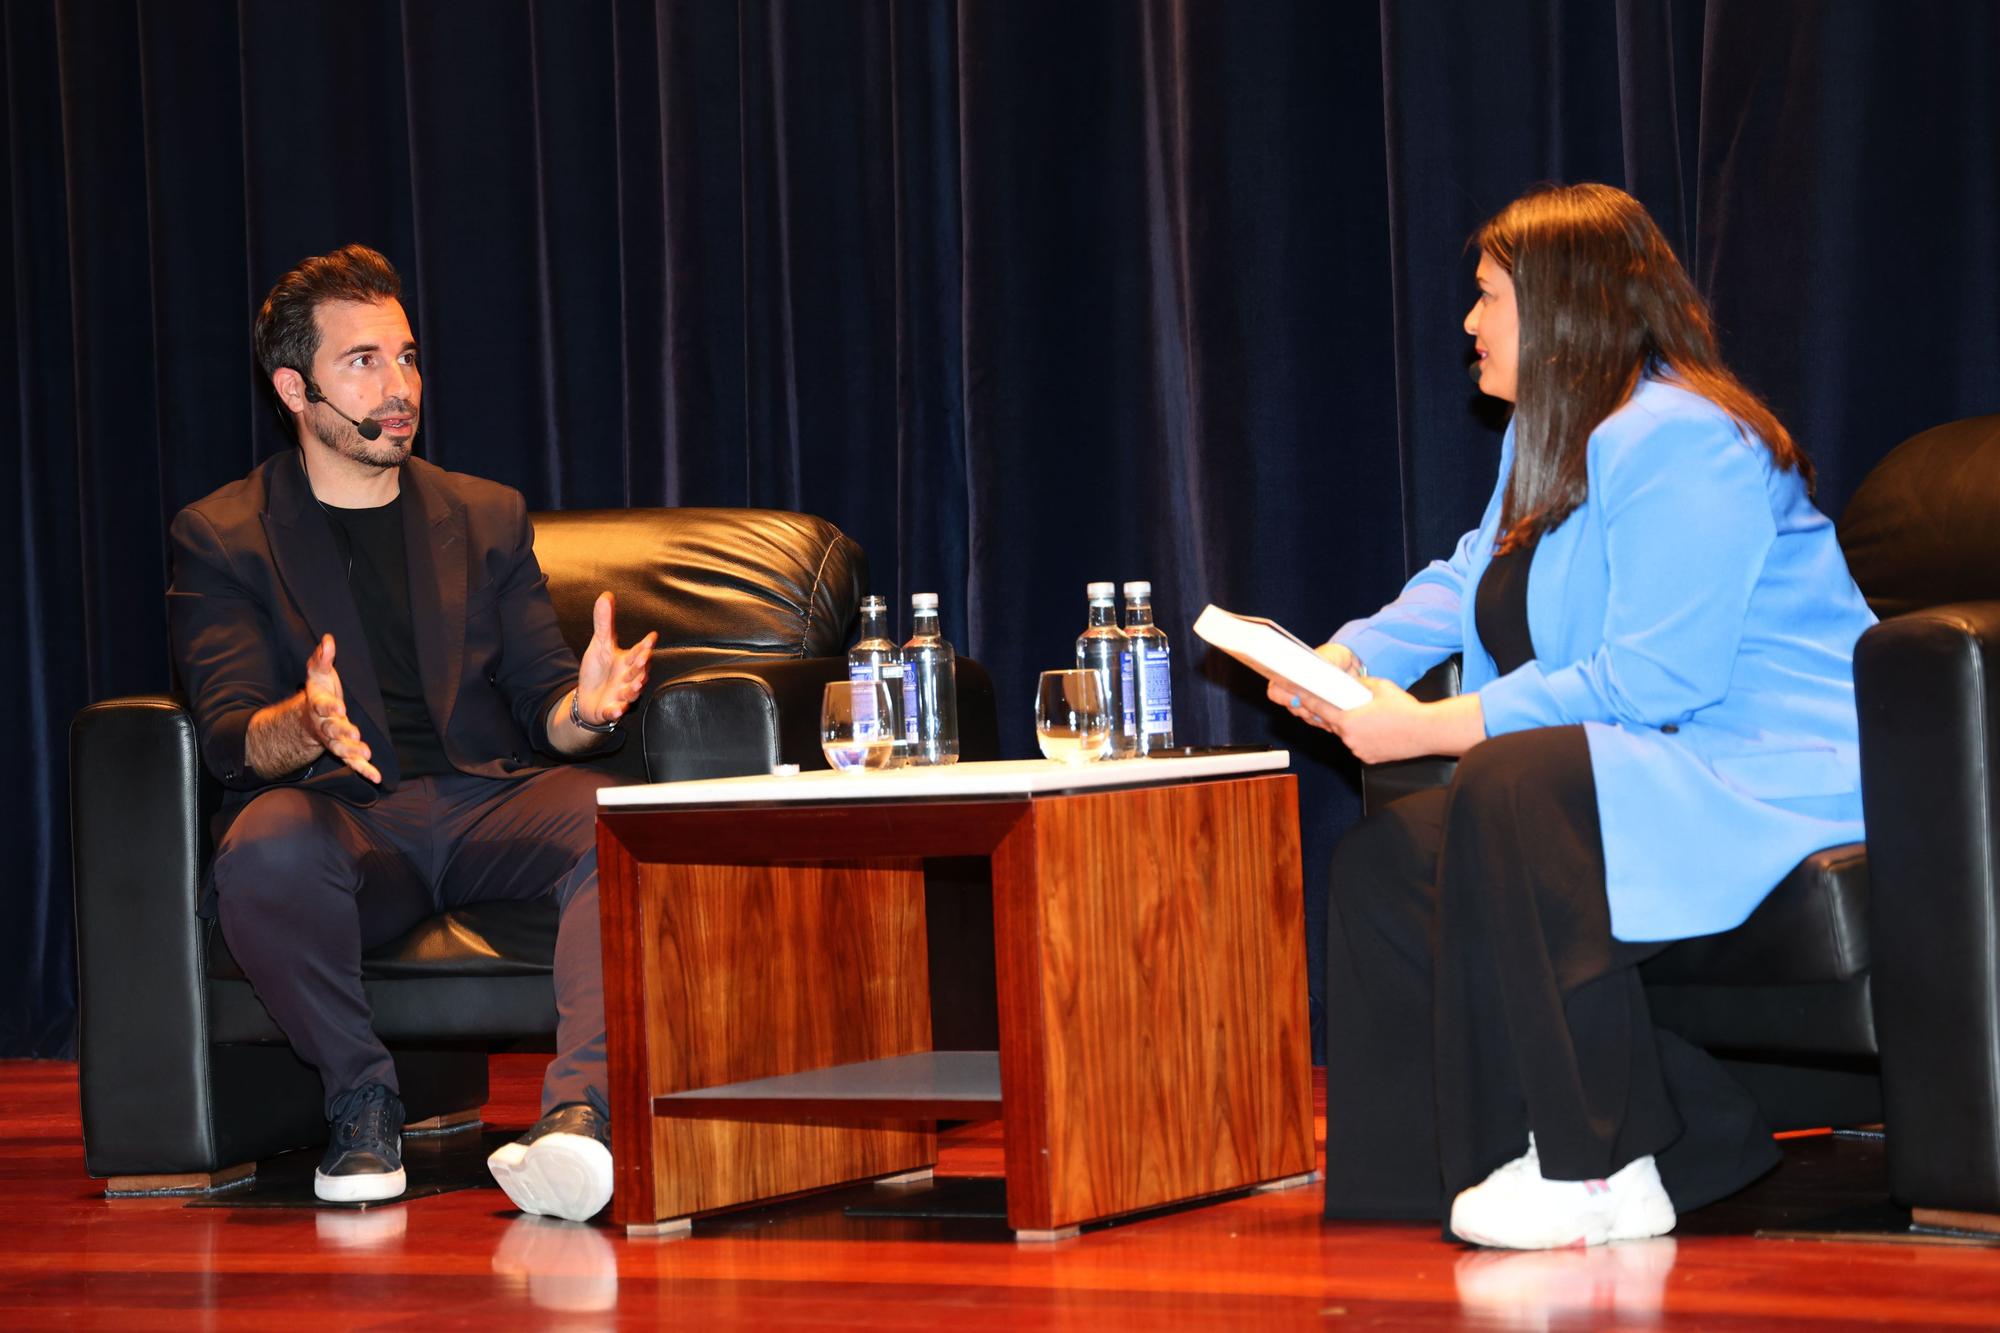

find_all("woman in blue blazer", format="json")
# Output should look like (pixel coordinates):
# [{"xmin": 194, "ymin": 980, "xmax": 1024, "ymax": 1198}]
[{"xmin": 1274, "ymin": 184, "xmax": 1875, "ymax": 1249}]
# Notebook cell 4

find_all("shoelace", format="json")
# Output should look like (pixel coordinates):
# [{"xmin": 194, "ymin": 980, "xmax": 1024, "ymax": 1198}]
[{"xmin": 333, "ymin": 1090, "xmax": 398, "ymax": 1151}]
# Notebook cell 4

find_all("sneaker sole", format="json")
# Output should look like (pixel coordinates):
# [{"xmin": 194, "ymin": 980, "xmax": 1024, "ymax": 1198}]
[
  {"xmin": 1608, "ymin": 1195, "xmax": 1677, "ymax": 1242},
  {"xmin": 314, "ymin": 1165, "xmax": 407, "ymax": 1204},
  {"xmin": 1453, "ymin": 1194, "xmax": 1676, "ymax": 1249},
  {"xmin": 488, "ymin": 1133, "xmax": 613, "ymax": 1222},
  {"xmin": 1451, "ymin": 1216, "xmax": 1599, "ymax": 1249}
]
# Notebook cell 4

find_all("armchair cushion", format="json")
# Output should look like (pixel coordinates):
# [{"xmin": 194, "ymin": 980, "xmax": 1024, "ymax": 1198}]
[
  {"xmin": 1638, "ymin": 844, "xmax": 1875, "ymax": 1059},
  {"xmin": 206, "ymin": 900, "xmax": 561, "ymax": 984},
  {"xmin": 1639, "ymin": 844, "xmax": 1869, "ymax": 987}
]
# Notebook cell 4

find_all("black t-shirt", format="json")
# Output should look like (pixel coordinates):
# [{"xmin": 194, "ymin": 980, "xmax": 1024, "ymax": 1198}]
[
  {"xmin": 320, "ymin": 495, "xmax": 451, "ymax": 779},
  {"xmin": 1475, "ymin": 535, "xmax": 1540, "ymax": 677}
]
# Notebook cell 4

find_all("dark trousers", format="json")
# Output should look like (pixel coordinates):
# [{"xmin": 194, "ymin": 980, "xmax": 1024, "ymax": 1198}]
[
  {"xmin": 211, "ymin": 765, "xmax": 615, "ymax": 1118},
  {"xmin": 1323, "ymin": 726, "xmax": 1780, "ymax": 1225}
]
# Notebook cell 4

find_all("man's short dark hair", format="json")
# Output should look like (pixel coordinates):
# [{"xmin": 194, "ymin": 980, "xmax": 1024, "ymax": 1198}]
[{"xmin": 253, "ymin": 243, "xmax": 404, "ymax": 386}]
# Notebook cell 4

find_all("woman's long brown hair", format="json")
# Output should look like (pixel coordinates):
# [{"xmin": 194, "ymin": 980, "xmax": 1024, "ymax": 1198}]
[{"xmin": 1477, "ymin": 183, "xmax": 1810, "ymax": 553}]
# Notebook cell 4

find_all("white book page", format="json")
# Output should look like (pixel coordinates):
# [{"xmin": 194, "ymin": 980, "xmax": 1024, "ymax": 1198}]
[{"xmin": 1192, "ymin": 605, "xmax": 1373, "ymax": 710}]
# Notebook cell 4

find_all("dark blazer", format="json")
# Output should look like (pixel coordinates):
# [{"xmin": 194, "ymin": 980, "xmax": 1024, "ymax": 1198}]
[{"xmin": 168, "ymin": 450, "xmax": 603, "ymax": 839}]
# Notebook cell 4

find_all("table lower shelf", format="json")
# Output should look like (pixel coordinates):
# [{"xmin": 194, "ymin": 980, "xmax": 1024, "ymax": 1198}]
[{"xmin": 653, "ymin": 1050, "xmax": 1002, "ymax": 1123}]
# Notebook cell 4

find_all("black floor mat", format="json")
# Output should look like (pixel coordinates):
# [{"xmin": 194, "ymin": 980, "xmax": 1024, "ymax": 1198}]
[
  {"xmin": 185, "ymin": 1125, "xmax": 513, "ymax": 1210},
  {"xmin": 1665, "ymin": 1130, "xmax": 2000, "ymax": 1247},
  {"xmin": 1756, "ymin": 1201, "xmax": 2000, "ymax": 1247},
  {"xmin": 842, "ymin": 1176, "xmax": 1010, "ymax": 1221}
]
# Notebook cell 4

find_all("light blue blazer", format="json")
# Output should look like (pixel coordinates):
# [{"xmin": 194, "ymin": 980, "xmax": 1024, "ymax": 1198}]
[{"xmin": 1335, "ymin": 378, "xmax": 1875, "ymax": 942}]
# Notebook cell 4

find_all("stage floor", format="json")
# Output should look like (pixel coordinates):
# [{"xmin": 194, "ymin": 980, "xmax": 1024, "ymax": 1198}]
[{"xmin": 7, "ymin": 1055, "xmax": 1999, "ymax": 1329}]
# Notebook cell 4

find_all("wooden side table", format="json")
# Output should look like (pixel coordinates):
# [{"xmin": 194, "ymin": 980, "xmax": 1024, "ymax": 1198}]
[{"xmin": 596, "ymin": 757, "xmax": 1315, "ymax": 1240}]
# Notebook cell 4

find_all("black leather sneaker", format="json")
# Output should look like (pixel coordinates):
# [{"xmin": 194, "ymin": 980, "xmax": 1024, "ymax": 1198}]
[
  {"xmin": 314, "ymin": 1083, "xmax": 407, "ymax": 1204},
  {"xmin": 487, "ymin": 1102, "xmax": 613, "ymax": 1222}
]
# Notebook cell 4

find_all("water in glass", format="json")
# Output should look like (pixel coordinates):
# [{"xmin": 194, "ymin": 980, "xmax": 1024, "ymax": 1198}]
[
  {"xmin": 822, "ymin": 679, "xmax": 899, "ymax": 772},
  {"xmin": 1036, "ymin": 669, "xmax": 1112, "ymax": 764}
]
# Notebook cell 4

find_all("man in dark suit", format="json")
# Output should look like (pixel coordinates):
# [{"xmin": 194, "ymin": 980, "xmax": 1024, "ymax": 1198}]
[{"xmin": 168, "ymin": 244, "xmax": 653, "ymax": 1219}]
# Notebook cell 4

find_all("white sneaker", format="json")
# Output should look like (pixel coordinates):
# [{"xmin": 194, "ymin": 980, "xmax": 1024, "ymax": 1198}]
[
  {"xmin": 1450, "ymin": 1136, "xmax": 1676, "ymax": 1250},
  {"xmin": 487, "ymin": 1103, "xmax": 614, "ymax": 1223}
]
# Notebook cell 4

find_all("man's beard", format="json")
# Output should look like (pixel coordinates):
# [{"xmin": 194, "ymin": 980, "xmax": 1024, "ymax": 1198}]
[{"xmin": 308, "ymin": 407, "xmax": 415, "ymax": 469}]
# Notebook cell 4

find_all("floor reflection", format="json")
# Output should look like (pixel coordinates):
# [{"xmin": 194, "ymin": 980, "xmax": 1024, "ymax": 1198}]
[
  {"xmin": 314, "ymin": 1203, "xmax": 410, "ymax": 1250},
  {"xmin": 492, "ymin": 1214, "xmax": 621, "ymax": 1316},
  {"xmin": 1454, "ymin": 1238, "xmax": 1678, "ymax": 1330}
]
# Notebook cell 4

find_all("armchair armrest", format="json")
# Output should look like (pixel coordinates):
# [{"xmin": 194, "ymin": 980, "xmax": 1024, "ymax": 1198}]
[
  {"xmin": 70, "ymin": 696, "xmax": 222, "ymax": 1176},
  {"xmin": 1855, "ymin": 601, "xmax": 2000, "ymax": 1212},
  {"xmin": 1360, "ymin": 657, "xmax": 1463, "ymax": 814},
  {"xmin": 640, "ymin": 659, "xmax": 854, "ymax": 781},
  {"xmin": 639, "ymin": 656, "xmax": 1002, "ymax": 782}
]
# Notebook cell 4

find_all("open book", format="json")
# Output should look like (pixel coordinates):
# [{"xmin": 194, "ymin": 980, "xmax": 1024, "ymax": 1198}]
[{"xmin": 1192, "ymin": 605, "xmax": 1373, "ymax": 710}]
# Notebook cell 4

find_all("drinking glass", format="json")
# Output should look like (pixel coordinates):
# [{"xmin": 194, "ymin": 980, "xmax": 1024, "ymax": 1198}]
[
  {"xmin": 821, "ymin": 679, "xmax": 900, "ymax": 772},
  {"xmin": 1036, "ymin": 669, "xmax": 1112, "ymax": 764}
]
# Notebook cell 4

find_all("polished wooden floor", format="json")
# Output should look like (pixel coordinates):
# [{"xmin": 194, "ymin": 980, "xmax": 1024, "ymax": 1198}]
[{"xmin": 7, "ymin": 1056, "xmax": 1999, "ymax": 1330}]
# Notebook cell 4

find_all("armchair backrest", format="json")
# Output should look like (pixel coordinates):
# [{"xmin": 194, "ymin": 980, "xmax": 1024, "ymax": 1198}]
[
  {"xmin": 1838, "ymin": 412, "xmax": 2000, "ymax": 618},
  {"xmin": 528, "ymin": 507, "xmax": 867, "ymax": 679}
]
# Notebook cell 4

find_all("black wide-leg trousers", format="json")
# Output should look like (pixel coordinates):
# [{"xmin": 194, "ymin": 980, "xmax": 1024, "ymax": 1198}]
[
  {"xmin": 211, "ymin": 765, "xmax": 617, "ymax": 1119},
  {"xmin": 1322, "ymin": 725, "xmax": 1780, "ymax": 1225}
]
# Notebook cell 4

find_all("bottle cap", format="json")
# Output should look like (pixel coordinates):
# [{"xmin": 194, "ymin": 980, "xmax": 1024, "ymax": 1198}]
[
  {"xmin": 1122, "ymin": 581, "xmax": 1152, "ymax": 598},
  {"xmin": 861, "ymin": 594, "xmax": 887, "ymax": 612},
  {"xmin": 1086, "ymin": 581, "xmax": 1116, "ymax": 599},
  {"xmin": 911, "ymin": 592, "xmax": 940, "ymax": 609}
]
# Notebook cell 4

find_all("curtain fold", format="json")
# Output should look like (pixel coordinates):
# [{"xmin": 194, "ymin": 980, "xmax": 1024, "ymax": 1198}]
[
  {"xmin": 6, "ymin": 0, "xmax": 1997, "ymax": 1058},
  {"xmin": 10, "ymin": 0, "xmax": 87, "ymax": 1059}
]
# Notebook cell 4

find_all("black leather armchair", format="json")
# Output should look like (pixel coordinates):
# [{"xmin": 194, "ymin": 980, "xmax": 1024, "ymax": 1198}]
[
  {"xmin": 70, "ymin": 506, "xmax": 999, "ymax": 1194},
  {"xmin": 1361, "ymin": 412, "xmax": 2000, "ymax": 1225},
  {"xmin": 1841, "ymin": 412, "xmax": 2000, "ymax": 1228}
]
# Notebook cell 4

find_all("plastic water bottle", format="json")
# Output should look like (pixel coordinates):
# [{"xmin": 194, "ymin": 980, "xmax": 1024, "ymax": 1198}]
[
  {"xmin": 903, "ymin": 592, "xmax": 959, "ymax": 765},
  {"xmin": 848, "ymin": 595, "xmax": 909, "ymax": 765},
  {"xmin": 1075, "ymin": 581, "xmax": 1134, "ymax": 759},
  {"xmin": 1121, "ymin": 580, "xmax": 1174, "ymax": 755}
]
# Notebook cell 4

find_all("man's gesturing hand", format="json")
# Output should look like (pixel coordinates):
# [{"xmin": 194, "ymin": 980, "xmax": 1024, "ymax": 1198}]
[
  {"xmin": 574, "ymin": 591, "xmax": 658, "ymax": 730},
  {"xmin": 305, "ymin": 633, "xmax": 381, "ymax": 784}
]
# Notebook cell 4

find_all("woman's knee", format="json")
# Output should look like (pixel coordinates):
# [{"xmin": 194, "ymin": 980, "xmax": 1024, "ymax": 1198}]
[{"xmin": 1448, "ymin": 726, "xmax": 1590, "ymax": 823}]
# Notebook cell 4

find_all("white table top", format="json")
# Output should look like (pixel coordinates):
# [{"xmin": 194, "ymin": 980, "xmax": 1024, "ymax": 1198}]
[{"xmin": 598, "ymin": 749, "xmax": 1290, "ymax": 809}]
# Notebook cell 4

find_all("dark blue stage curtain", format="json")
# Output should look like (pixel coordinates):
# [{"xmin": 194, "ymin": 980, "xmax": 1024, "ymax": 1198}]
[{"xmin": 4, "ymin": 1, "xmax": 1995, "ymax": 1059}]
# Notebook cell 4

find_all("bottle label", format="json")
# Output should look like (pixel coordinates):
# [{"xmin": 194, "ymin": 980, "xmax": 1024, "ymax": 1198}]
[
  {"xmin": 1120, "ymin": 650, "xmax": 1137, "ymax": 738},
  {"xmin": 903, "ymin": 669, "xmax": 920, "ymax": 744},
  {"xmin": 848, "ymin": 660, "xmax": 877, "ymax": 683},
  {"xmin": 880, "ymin": 664, "xmax": 904, "ymax": 741},
  {"xmin": 852, "ymin": 685, "xmax": 881, "ymax": 736},
  {"xmin": 1139, "ymin": 644, "xmax": 1173, "ymax": 735}
]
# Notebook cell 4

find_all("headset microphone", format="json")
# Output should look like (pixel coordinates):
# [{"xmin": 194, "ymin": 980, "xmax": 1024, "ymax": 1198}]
[{"xmin": 303, "ymin": 384, "xmax": 385, "ymax": 441}]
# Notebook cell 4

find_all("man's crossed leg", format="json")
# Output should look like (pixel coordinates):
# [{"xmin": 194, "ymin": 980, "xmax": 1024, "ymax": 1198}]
[{"xmin": 213, "ymin": 764, "xmax": 617, "ymax": 1217}]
